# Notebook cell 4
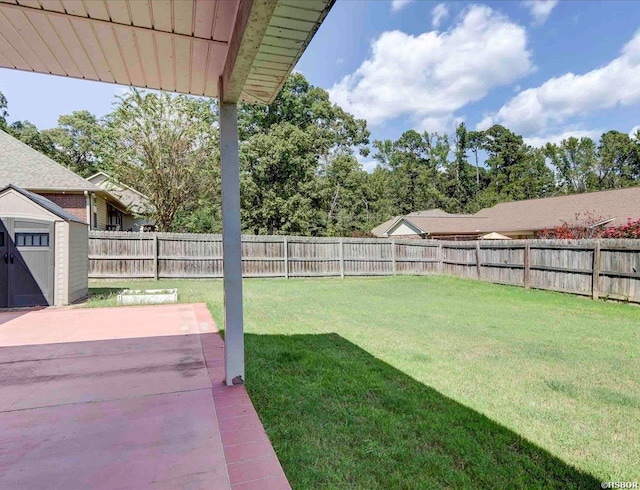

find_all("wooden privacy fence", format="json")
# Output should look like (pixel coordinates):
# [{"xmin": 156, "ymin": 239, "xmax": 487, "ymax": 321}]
[{"xmin": 89, "ymin": 232, "xmax": 640, "ymax": 303}]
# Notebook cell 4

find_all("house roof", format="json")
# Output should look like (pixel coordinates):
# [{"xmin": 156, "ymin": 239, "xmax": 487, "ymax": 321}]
[
  {"xmin": 372, "ymin": 186, "xmax": 640, "ymax": 237},
  {"xmin": 475, "ymin": 187, "xmax": 640, "ymax": 232},
  {"xmin": 0, "ymin": 184, "xmax": 87, "ymax": 224},
  {"xmin": 371, "ymin": 216, "xmax": 402, "ymax": 237},
  {"xmin": 0, "ymin": 130, "xmax": 100, "ymax": 192},
  {"xmin": 87, "ymin": 172, "xmax": 150, "ymax": 214}
]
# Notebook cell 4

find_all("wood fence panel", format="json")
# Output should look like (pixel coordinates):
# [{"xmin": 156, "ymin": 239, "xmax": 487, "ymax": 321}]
[
  {"xmin": 441, "ymin": 243, "xmax": 477, "ymax": 279},
  {"xmin": 599, "ymin": 242, "xmax": 640, "ymax": 301},
  {"xmin": 87, "ymin": 232, "xmax": 640, "ymax": 303},
  {"xmin": 394, "ymin": 241, "xmax": 439, "ymax": 275},
  {"xmin": 287, "ymin": 239, "xmax": 341, "ymax": 277},
  {"xmin": 528, "ymin": 242, "xmax": 593, "ymax": 295},
  {"xmin": 343, "ymin": 239, "xmax": 393, "ymax": 276},
  {"xmin": 479, "ymin": 243, "xmax": 525, "ymax": 285}
]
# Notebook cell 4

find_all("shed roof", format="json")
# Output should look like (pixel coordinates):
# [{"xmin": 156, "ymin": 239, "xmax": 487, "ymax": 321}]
[
  {"xmin": 0, "ymin": 184, "xmax": 87, "ymax": 223},
  {"xmin": 0, "ymin": 130, "xmax": 100, "ymax": 192},
  {"xmin": 0, "ymin": 0, "xmax": 334, "ymax": 104}
]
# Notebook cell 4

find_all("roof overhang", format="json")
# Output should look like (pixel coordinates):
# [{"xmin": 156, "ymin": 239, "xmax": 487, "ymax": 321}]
[
  {"xmin": 385, "ymin": 217, "xmax": 427, "ymax": 237},
  {"xmin": 0, "ymin": 0, "xmax": 334, "ymax": 104}
]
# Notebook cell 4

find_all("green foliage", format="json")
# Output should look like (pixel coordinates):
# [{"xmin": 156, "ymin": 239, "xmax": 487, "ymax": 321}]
[
  {"xmin": 6, "ymin": 120, "xmax": 59, "ymax": 159},
  {"xmin": 42, "ymin": 110, "xmax": 104, "ymax": 177},
  {"xmin": 4, "ymin": 77, "xmax": 640, "ymax": 235},
  {"xmin": 238, "ymin": 73, "xmax": 370, "ymax": 236},
  {"xmin": 101, "ymin": 89, "xmax": 219, "ymax": 232},
  {"xmin": 0, "ymin": 91, "xmax": 7, "ymax": 131}
]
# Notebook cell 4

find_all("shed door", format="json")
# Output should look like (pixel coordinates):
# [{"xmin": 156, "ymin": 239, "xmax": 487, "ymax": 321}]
[
  {"xmin": 0, "ymin": 219, "xmax": 8, "ymax": 308},
  {"xmin": 1, "ymin": 218, "xmax": 55, "ymax": 307}
]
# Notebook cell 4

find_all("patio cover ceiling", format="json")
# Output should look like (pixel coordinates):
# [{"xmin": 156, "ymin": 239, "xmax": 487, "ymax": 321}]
[{"xmin": 0, "ymin": 0, "xmax": 333, "ymax": 103}]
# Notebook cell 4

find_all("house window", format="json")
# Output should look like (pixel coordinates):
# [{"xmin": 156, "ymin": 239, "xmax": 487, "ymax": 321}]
[
  {"xmin": 107, "ymin": 204, "xmax": 124, "ymax": 231},
  {"xmin": 16, "ymin": 233, "xmax": 49, "ymax": 247}
]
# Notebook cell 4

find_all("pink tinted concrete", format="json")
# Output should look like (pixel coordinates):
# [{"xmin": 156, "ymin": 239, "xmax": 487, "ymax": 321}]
[{"xmin": 0, "ymin": 304, "xmax": 290, "ymax": 490}]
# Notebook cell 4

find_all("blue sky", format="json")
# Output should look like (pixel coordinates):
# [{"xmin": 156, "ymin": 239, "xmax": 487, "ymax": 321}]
[{"xmin": 2, "ymin": 1, "xmax": 640, "ymax": 172}]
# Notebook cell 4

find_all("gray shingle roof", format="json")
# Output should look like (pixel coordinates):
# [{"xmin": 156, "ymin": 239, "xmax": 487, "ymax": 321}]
[
  {"xmin": 0, "ymin": 184, "xmax": 87, "ymax": 223},
  {"xmin": 0, "ymin": 130, "xmax": 100, "ymax": 192}
]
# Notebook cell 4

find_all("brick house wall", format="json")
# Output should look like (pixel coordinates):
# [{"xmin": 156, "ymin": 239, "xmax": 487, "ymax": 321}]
[{"xmin": 38, "ymin": 192, "xmax": 87, "ymax": 223}]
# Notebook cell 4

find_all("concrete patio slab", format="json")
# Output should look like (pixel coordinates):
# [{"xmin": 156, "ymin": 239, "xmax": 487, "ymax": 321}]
[{"xmin": 0, "ymin": 304, "xmax": 290, "ymax": 489}]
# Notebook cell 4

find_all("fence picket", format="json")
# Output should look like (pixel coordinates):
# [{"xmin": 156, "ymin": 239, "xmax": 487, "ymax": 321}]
[{"xmin": 88, "ymin": 232, "xmax": 640, "ymax": 303}]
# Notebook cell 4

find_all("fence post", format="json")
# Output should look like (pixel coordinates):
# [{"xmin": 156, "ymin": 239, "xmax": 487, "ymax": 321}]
[
  {"xmin": 592, "ymin": 240, "xmax": 601, "ymax": 300},
  {"xmin": 339, "ymin": 238, "xmax": 345, "ymax": 278},
  {"xmin": 476, "ymin": 241, "xmax": 482, "ymax": 281},
  {"xmin": 437, "ymin": 243, "xmax": 443, "ymax": 275},
  {"xmin": 153, "ymin": 233, "xmax": 159, "ymax": 281},
  {"xmin": 524, "ymin": 242, "xmax": 531, "ymax": 289},
  {"xmin": 391, "ymin": 239, "xmax": 396, "ymax": 276},
  {"xmin": 283, "ymin": 236, "xmax": 289, "ymax": 279}
]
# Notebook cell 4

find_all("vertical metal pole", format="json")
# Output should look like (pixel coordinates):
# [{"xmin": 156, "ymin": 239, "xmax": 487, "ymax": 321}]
[{"xmin": 219, "ymin": 100, "xmax": 244, "ymax": 386}]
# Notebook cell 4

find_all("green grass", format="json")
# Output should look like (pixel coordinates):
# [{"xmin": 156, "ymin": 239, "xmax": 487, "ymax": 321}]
[{"xmin": 86, "ymin": 276, "xmax": 640, "ymax": 488}]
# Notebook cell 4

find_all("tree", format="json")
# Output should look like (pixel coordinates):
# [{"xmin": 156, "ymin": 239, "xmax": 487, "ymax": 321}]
[
  {"xmin": 43, "ymin": 111, "xmax": 104, "ymax": 177},
  {"xmin": 238, "ymin": 73, "xmax": 369, "ymax": 235},
  {"xmin": 482, "ymin": 125, "xmax": 554, "ymax": 201},
  {"xmin": 6, "ymin": 120, "xmax": 59, "ymax": 160},
  {"xmin": 241, "ymin": 122, "xmax": 324, "ymax": 235},
  {"xmin": 467, "ymin": 130, "xmax": 485, "ymax": 186},
  {"xmin": 102, "ymin": 89, "xmax": 218, "ymax": 232},
  {"xmin": 544, "ymin": 137, "xmax": 598, "ymax": 193},
  {"xmin": 0, "ymin": 91, "xmax": 7, "ymax": 131},
  {"xmin": 596, "ymin": 131, "xmax": 638, "ymax": 189},
  {"xmin": 321, "ymin": 153, "xmax": 373, "ymax": 235},
  {"xmin": 444, "ymin": 122, "xmax": 477, "ymax": 212}
]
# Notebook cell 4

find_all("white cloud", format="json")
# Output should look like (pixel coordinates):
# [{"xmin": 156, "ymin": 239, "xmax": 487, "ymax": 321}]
[
  {"xmin": 391, "ymin": 0, "xmax": 413, "ymax": 12},
  {"xmin": 524, "ymin": 129, "xmax": 601, "ymax": 148},
  {"xmin": 479, "ymin": 31, "xmax": 640, "ymax": 136},
  {"xmin": 431, "ymin": 3, "xmax": 449, "ymax": 29},
  {"xmin": 357, "ymin": 156, "xmax": 378, "ymax": 173},
  {"xmin": 522, "ymin": 0, "xmax": 558, "ymax": 25},
  {"xmin": 329, "ymin": 5, "xmax": 533, "ymax": 130}
]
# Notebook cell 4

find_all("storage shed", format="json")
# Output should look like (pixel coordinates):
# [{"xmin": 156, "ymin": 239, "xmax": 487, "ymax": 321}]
[{"xmin": 0, "ymin": 184, "xmax": 88, "ymax": 307}]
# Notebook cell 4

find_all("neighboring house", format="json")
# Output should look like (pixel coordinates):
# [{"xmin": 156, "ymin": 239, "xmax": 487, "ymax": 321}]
[
  {"xmin": 0, "ymin": 130, "xmax": 147, "ymax": 231},
  {"xmin": 372, "ymin": 187, "xmax": 640, "ymax": 239},
  {"xmin": 87, "ymin": 172, "xmax": 154, "ymax": 231}
]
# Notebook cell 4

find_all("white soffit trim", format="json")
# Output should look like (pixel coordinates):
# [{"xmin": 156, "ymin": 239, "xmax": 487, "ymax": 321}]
[{"xmin": 0, "ymin": 0, "xmax": 335, "ymax": 104}]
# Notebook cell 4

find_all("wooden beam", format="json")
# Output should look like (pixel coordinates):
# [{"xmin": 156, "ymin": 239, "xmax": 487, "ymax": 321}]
[
  {"xmin": 592, "ymin": 241, "xmax": 601, "ymax": 300},
  {"xmin": 524, "ymin": 243, "xmax": 530, "ymax": 289},
  {"xmin": 221, "ymin": 0, "xmax": 275, "ymax": 103}
]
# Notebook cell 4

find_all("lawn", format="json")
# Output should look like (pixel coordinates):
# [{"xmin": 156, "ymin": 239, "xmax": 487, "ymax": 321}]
[{"xmin": 87, "ymin": 276, "xmax": 640, "ymax": 488}]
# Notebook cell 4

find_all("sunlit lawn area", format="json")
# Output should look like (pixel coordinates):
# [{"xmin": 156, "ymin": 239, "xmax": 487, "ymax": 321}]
[{"xmin": 87, "ymin": 276, "xmax": 639, "ymax": 488}]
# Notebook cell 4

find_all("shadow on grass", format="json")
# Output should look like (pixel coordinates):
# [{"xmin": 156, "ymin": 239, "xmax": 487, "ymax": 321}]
[{"xmin": 245, "ymin": 333, "xmax": 598, "ymax": 489}]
